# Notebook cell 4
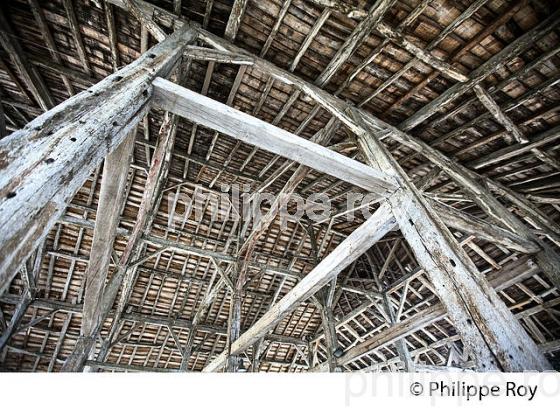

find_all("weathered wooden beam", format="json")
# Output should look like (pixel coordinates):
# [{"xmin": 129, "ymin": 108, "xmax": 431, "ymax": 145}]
[
  {"xmin": 0, "ymin": 294, "xmax": 307, "ymax": 346},
  {"xmin": 144, "ymin": 14, "xmax": 559, "ymax": 266},
  {"xmin": 428, "ymin": 199, "xmax": 541, "ymax": 254},
  {"xmin": 306, "ymin": 222, "xmax": 340, "ymax": 372},
  {"xmin": 382, "ymin": 291, "xmax": 414, "ymax": 371},
  {"xmin": 239, "ymin": 118, "xmax": 338, "ymax": 256},
  {"xmin": 28, "ymin": 55, "xmax": 94, "ymax": 87},
  {"xmin": 352, "ymin": 109, "xmax": 551, "ymax": 371},
  {"xmin": 27, "ymin": 0, "xmax": 75, "ymax": 96},
  {"xmin": 307, "ymin": 0, "xmax": 368, "ymax": 18},
  {"xmin": 203, "ymin": 203, "xmax": 396, "ymax": 371},
  {"xmin": 152, "ymin": 78, "xmax": 397, "ymax": 197},
  {"xmin": 224, "ymin": 0, "xmax": 249, "ymax": 42},
  {"xmin": 0, "ymin": 8, "xmax": 55, "ymax": 111},
  {"xmin": 473, "ymin": 85, "xmax": 528, "ymax": 144},
  {"xmin": 0, "ymin": 25, "xmax": 196, "ymax": 295},
  {"xmin": 336, "ymin": 0, "xmax": 432, "ymax": 96},
  {"xmin": 376, "ymin": 22, "xmax": 469, "ymax": 83},
  {"xmin": 226, "ymin": 272, "xmax": 243, "ymax": 372},
  {"xmin": 290, "ymin": 8, "xmax": 330, "ymax": 72},
  {"xmin": 105, "ymin": 1, "xmax": 121, "ymax": 71},
  {"xmin": 314, "ymin": 0, "xmax": 396, "ymax": 87},
  {"xmin": 315, "ymin": 294, "xmax": 340, "ymax": 371},
  {"xmin": 260, "ymin": 0, "xmax": 292, "ymax": 57},
  {"xmin": 202, "ymin": 0, "xmax": 213, "ymax": 29},
  {"xmin": 313, "ymin": 255, "xmax": 543, "ymax": 370},
  {"xmin": 68, "ymin": 131, "xmax": 135, "ymax": 370},
  {"xmin": 179, "ymin": 266, "xmax": 231, "ymax": 370},
  {"xmin": 92, "ymin": 108, "xmax": 185, "ymax": 369},
  {"xmin": 173, "ymin": 0, "xmax": 181, "ymax": 16},
  {"xmin": 58, "ymin": 214, "xmax": 306, "ymax": 280},
  {"xmin": 0, "ymin": 247, "xmax": 42, "ymax": 351},
  {"xmin": 357, "ymin": 113, "xmax": 560, "ymax": 289},
  {"xmin": 124, "ymin": 0, "xmax": 166, "ymax": 42},
  {"xmin": 470, "ymin": 124, "xmax": 560, "ymax": 169},
  {"xmin": 184, "ymin": 46, "xmax": 254, "ymax": 65},
  {"xmin": 62, "ymin": 0, "xmax": 93, "ymax": 75},
  {"xmin": 399, "ymin": 10, "xmax": 560, "ymax": 131}
]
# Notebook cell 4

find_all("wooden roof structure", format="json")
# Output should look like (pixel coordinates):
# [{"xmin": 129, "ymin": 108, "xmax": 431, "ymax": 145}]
[{"xmin": 0, "ymin": 0, "xmax": 559, "ymax": 373}]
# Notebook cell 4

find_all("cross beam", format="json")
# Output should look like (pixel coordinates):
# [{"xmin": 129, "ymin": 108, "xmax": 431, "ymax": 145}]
[{"xmin": 152, "ymin": 77, "xmax": 397, "ymax": 197}]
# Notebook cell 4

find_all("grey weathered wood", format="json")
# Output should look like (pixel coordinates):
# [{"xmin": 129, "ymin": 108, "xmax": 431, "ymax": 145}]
[
  {"xmin": 239, "ymin": 118, "xmax": 338, "ymax": 256},
  {"xmin": 290, "ymin": 8, "xmax": 330, "ymax": 72},
  {"xmin": 353, "ymin": 109, "xmax": 551, "ymax": 371},
  {"xmin": 157, "ymin": 14, "xmax": 559, "ymax": 271},
  {"xmin": 59, "ymin": 214, "xmax": 305, "ymax": 280},
  {"xmin": 429, "ymin": 199, "xmax": 540, "ymax": 254},
  {"xmin": 152, "ymin": 78, "xmax": 397, "ymax": 197},
  {"xmin": 62, "ymin": 0, "xmax": 92, "ymax": 75},
  {"xmin": 336, "ymin": 0, "xmax": 432, "ymax": 96},
  {"xmin": 173, "ymin": 0, "xmax": 181, "ymax": 15},
  {"xmin": 0, "ymin": 8, "xmax": 54, "ymax": 111},
  {"xmin": 125, "ymin": 0, "xmax": 166, "ymax": 42},
  {"xmin": 0, "ymin": 248, "xmax": 42, "ymax": 351},
  {"xmin": 313, "ymin": 255, "xmax": 543, "ymax": 370},
  {"xmin": 357, "ymin": 113, "xmax": 560, "ymax": 290},
  {"xmin": 376, "ymin": 22, "xmax": 469, "ymax": 83},
  {"xmin": 307, "ymin": 222, "xmax": 340, "ymax": 372},
  {"xmin": 184, "ymin": 46, "xmax": 254, "ymax": 65},
  {"xmin": 105, "ymin": 1, "xmax": 120, "ymax": 71},
  {"xmin": 224, "ymin": 0, "xmax": 249, "ymax": 42},
  {"xmin": 399, "ymin": 10, "xmax": 560, "ymax": 131},
  {"xmin": 307, "ymin": 0, "xmax": 368, "ymax": 18},
  {"xmin": 0, "ymin": 25, "xmax": 196, "ymax": 295},
  {"xmin": 470, "ymin": 124, "xmax": 560, "ymax": 169},
  {"xmin": 180, "ymin": 265, "xmax": 231, "ymax": 370},
  {"xmin": 64, "ymin": 131, "xmax": 135, "ymax": 371},
  {"xmin": 260, "ymin": 0, "xmax": 292, "ymax": 57},
  {"xmin": 473, "ymin": 85, "xmax": 528, "ymax": 144},
  {"xmin": 0, "ymin": 294, "xmax": 307, "ymax": 346},
  {"xmin": 226, "ymin": 279, "xmax": 242, "ymax": 372},
  {"xmin": 314, "ymin": 0, "xmax": 396, "ymax": 87},
  {"xmin": 382, "ymin": 292, "xmax": 414, "ymax": 371},
  {"xmin": 93, "ymin": 108, "xmax": 185, "ymax": 368},
  {"xmin": 203, "ymin": 203, "xmax": 396, "ymax": 371},
  {"xmin": 28, "ymin": 0, "xmax": 75, "ymax": 96}
]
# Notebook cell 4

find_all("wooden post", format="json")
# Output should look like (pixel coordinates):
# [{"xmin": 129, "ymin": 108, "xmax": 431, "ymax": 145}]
[
  {"xmin": 61, "ymin": 131, "xmax": 136, "ymax": 371},
  {"xmin": 382, "ymin": 292, "xmax": 414, "ymax": 372},
  {"xmin": 226, "ymin": 282, "xmax": 243, "ymax": 372},
  {"xmin": 307, "ymin": 221, "xmax": 340, "ymax": 372},
  {"xmin": 90, "ymin": 108, "xmax": 186, "ymax": 369},
  {"xmin": 0, "ymin": 25, "xmax": 197, "ymax": 295},
  {"xmin": 352, "ymin": 109, "xmax": 551, "ymax": 371},
  {"xmin": 313, "ymin": 256, "xmax": 543, "ymax": 370},
  {"xmin": 203, "ymin": 203, "xmax": 396, "ymax": 371}
]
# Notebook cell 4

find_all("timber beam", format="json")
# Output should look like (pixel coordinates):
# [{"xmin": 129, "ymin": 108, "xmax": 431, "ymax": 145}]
[
  {"xmin": 203, "ymin": 203, "xmax": 396, "ymax": 371},
  {"xmin": 152, "ymin": 77, "xmax": 397, "ymax": 197},
  {"xmin": 0, "ymin": 25, "xmax": 197, "ymax": 295},
  {"xmin": 313, "ymin": 254, "xmax": 544, "ymax": 371},
  {"xmin": 351, "ymin": 109, "xmax": 551, "ymax": 371}
]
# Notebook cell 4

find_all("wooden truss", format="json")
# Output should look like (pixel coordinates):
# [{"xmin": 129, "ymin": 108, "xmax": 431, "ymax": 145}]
[{"xmin": 0, "ymin": 0, "xmax": 559, "ymax": 372}]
